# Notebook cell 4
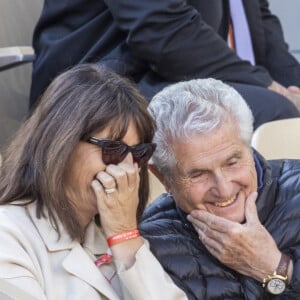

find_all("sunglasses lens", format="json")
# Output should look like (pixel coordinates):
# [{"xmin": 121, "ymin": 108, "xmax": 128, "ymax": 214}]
[
  {"xmin": 102, "ymin": 141, "xmax": 128, "ymax": 165},
  {"xmin": 132, "ymin": 144, "xmax": 156, "ymax": 166},
  {"xmin": 87, "ymin": 137, "xmax": 156, "ymax": 166}
]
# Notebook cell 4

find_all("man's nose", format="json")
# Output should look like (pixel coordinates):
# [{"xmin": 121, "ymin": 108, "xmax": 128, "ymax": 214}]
[{"xmin": 211, "ymin": 169, "xmax": 233, "ymax": 199}]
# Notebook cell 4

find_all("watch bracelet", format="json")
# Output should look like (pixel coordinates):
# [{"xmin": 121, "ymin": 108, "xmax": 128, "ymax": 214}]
[{"xmin": 262, "ymin": 253, "xmax": 290, "ymax": 287}]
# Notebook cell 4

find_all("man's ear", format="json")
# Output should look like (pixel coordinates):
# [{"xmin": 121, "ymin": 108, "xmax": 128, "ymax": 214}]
[{"xmin": 148, "ymin": 164, "xmax": 170, "ymax": 192}]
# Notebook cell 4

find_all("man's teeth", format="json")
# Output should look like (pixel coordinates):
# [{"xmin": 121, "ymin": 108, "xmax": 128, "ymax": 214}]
[{"xmin": 214, "ymin": 196, "xmax": 236, "ymax": 207}]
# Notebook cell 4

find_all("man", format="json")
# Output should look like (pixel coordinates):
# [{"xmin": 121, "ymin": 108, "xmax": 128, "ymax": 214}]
[
  {"xmin": 140, "ymin": 78, "xmax": 300, "ymax": 299},
  {"xmin": 30, "ymin": 0, "xmax": 300, "ymax": 128}
]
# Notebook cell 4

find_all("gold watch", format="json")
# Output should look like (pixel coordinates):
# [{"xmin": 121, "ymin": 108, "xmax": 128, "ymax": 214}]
[{"xmin": 262, "ymin": 253, "xmax": 290, "ymax": 295}]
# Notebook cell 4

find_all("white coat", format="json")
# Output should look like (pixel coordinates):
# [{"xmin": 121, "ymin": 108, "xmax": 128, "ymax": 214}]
[{"xmin": 0, "ymin": 202, "xmax": 187, "ymax": 300}]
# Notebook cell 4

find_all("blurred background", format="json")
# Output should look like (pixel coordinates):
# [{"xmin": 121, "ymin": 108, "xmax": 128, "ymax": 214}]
[
  {"xmin": 270, "ymin": 0, "xmax": 300, "ymax": 62},
  {"xmin": 0, "ymin": 0, "xmax": 42, "ymax": 150},
  {"xmin": 0, "ymin": 0, "xmax": 299, "ymax": 151}
]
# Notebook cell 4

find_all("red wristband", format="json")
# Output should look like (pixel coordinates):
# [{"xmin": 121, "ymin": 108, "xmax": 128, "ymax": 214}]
[{"xmin": 107, "ymin": 229, "xmax": 140, "ymax": 247}]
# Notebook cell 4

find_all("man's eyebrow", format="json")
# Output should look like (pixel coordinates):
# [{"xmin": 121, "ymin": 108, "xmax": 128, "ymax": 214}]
[
  {"xmin": 224, "ymin": 150, "xmax": 243, "ymax": 163},
  {"xmin": 187, "ymin": 167, "xmax": 207, "ymax": 176},
  {"xmin": 179, "ymin": 150, "xmax": 244, "ymax": 176}
]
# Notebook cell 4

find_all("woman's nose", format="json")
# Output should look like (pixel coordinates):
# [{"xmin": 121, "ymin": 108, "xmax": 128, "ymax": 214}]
[{"xmin": 122, "ymin": 152, "xmax": 134, "ymax": 165}]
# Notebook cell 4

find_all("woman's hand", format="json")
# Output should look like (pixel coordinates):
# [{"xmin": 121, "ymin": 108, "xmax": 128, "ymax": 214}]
[
  {"xmin": 91, "ymin": 161, "xmax": 144, "ymax": 268},
  {"xmin": 187, "ymin": 192, "xmax": 282, "ymax": 282},
  {"xmin": 91, "ymin": 161, "xmax": 140, "ymax": 237}
]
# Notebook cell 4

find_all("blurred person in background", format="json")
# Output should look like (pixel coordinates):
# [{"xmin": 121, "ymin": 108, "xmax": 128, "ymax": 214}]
[{"xmin": 30, "ymin": 0, "xmax": 300, "ymax": 129}]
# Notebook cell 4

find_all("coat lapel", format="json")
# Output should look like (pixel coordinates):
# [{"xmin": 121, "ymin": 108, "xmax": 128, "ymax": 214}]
[
  {"xmin": 27, "ymin": 203, "xmax": 120, "ymax": 300},
  {"xmin": 62, "ymin": 244, "xmax": 119, "ymax": 300}
]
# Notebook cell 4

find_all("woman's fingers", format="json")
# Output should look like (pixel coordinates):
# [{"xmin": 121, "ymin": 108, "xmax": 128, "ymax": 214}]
[
  {"xmin": 96, "ymin": 170, "xmax": 116, "ymax": 189},
  {"xmin": 115, "ymin": 162, "xmax": 139, "ymax": 195},
  {"xmin": 91, "ymin": 179, "xmax": 107, "ymax": 207},
  {"xmin": 98, "ymin": 162, "xmax": 138, "ymax": 197}
]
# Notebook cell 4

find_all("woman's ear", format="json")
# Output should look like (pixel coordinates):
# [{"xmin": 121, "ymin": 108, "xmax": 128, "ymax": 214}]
[{"xmin": 148, "ymin": 164, "xmax": 170, "ymax": 192}]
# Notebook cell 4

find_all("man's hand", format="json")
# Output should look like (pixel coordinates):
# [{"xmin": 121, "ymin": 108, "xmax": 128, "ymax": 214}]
[
  {"xmin": 268, "ymin": 81, "xmax": 289, "ymax": 97},
  {"xmin": 268, "ymin": 81, "xmax": 300, "ymax": 111},
  {"xmin": 287, "ymin": 85, "xmax": 300, "ymax": 94},
  {"xmin": 287, "ymin": 86, "xmax": 300, "ymax": 111},
  {"xmin": 187, "ymin": 192, "xmax": 281, "ymax": 282}
]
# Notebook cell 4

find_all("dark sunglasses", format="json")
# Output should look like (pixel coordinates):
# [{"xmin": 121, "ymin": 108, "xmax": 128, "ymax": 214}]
[{"xmin": 86, "ymin": 136, "xmax": 156, "ymax": 167}]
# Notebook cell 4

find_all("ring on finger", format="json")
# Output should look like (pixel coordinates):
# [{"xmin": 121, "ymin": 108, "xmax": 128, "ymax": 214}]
[{"xmin": 105, "ymin": 187, "xmax": 116, "ymax": 194}]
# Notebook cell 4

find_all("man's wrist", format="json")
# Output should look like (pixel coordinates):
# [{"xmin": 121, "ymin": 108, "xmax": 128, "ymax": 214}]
[{"xmin": 262, "ymin": 253, "xmax": 291, "ymax": 295}]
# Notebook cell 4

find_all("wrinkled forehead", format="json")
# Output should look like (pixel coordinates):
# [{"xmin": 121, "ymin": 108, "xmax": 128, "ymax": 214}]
[{"xmin": 172, "ymin": 123, "xmax": 250, "ymax": 170}]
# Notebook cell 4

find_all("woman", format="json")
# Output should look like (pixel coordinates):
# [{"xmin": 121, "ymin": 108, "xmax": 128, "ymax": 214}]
[{"xmin": 0, "ymin": 64, "xmax": 187, "ymax": 299}]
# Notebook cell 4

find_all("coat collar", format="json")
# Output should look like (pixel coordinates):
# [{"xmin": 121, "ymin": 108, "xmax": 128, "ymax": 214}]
[
  {"xmin": 26, "ymin": 202, "xmax": 119, "ymax": 299},
  {"xmin": 26, "ymin": 202, "xmax": 76, "ymax": 251},
  {"xmin": 252, "ymin": 150, "xmax": 279, "ymax": 224},
  {"xmin": 62, "ymin": 244, "xmax": 119, "ymax": 300},
  {"xmin": 26, "ymin": 202, "xmax": 107, "ymax": 253}
]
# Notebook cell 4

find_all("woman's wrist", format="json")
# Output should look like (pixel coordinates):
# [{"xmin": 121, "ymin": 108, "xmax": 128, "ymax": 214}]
[
  {"xmin": 110, "ymin": 236, "xmax": 144, "ymax": 269},
  {"xmin": 107, "ymin": 228, "xmax": 140, "ymax": 247}
]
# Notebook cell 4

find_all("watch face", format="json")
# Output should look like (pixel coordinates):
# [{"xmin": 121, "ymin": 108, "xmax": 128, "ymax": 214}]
[{"xmin": 267, "ymin": 278, "xmax": 286, "ymax": 295}]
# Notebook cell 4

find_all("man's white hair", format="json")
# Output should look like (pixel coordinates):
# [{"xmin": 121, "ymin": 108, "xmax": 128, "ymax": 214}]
[{"xmin": 148, "ymin": 78, "xmax": 254, "ymax": 180}]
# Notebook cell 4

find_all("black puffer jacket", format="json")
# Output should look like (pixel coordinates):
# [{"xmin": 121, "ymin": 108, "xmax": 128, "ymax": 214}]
[{"xmin": 140, "ymin": 152, "xmax": 300, "ymax": 299}]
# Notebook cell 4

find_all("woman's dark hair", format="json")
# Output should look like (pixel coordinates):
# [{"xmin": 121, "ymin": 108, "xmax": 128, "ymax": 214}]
[{"xmin": 0, "ymin": 64, "xmax": 155, "ymax": 240}]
